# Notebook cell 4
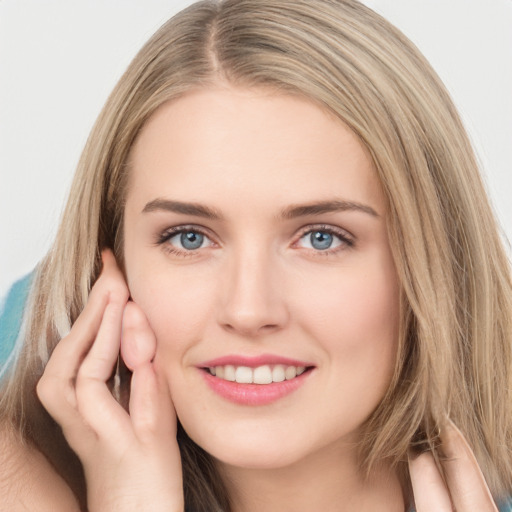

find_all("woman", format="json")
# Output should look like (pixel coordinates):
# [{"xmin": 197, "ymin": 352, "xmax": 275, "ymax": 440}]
[{"xmin": 1, "ymin": 0, "xmax": 511, "ymax": 510}]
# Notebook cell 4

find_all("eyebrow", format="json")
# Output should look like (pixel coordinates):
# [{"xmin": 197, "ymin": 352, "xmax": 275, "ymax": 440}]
[
  {"xmin": 279, "ymin": 200, "xmax": 379, "ymax": 219},
  {"xmin": 141, "ymin": 198, "xmax": 379, "ymax": 220},
  {"xmin": 142, "ymin": 199, "xmax": 223, "ymax": 219}
]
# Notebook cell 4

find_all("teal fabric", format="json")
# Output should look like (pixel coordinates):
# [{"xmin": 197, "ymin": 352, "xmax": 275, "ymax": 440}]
[
  {"xmin": 499, "ymin": 496, "xmax": 512, "ymax": 511},
  {"xmin": 0, "ymin": 273, "xmax": 33, "ymax": 376}
]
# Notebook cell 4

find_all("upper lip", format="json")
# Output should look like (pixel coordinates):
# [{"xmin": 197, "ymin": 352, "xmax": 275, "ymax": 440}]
[{"xmin": 198, "ymin": 353, "xmax": 314, "ymax": 368}]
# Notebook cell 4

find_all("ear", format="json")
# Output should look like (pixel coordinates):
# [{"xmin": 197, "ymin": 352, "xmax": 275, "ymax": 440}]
[{"xmin": 121, "ymin": 301, "xmax": 157, "ymax": 371}]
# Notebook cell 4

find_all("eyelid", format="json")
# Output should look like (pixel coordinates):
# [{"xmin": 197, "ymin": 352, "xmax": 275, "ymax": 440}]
[
  {"xmin": 155, "ymin": 223, "xmax": 355, "ymax": 257},
  {"xmin": 157, "ymin": 223, "xmax": 214, "ymax": 240},
  {"xmin": 292, "ymin": 224, "xmax": 355, "ymax": 252},
  {"xmin": 156, "ymin": 224, "xmax": 218, "ymax": 255}
]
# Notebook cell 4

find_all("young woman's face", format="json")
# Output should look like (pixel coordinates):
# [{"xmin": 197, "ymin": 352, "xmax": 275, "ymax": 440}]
[{"xmin": 123, "ymin": 86, "xmax": 400, "ymax": 469}]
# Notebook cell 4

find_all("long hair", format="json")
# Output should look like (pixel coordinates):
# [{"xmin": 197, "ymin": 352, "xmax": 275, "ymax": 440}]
[{"xmin": 1, "ymin": 0, "xmax": 511, "ymax": 509}]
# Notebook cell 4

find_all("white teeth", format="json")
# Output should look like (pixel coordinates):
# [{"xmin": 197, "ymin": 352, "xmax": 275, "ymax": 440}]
[
  {"xmin": 253, "ymin": 365, "xmax": 272, "ymax": 384},
  {"xmin": 209, "ymin": 364, "xmax": 308, "ymax": 384},
  {"xmin": 235, "ymin": 366, "xmax": 253, "ymax": 384},
  {"xmin": 285, "ymin": 366, "xmax": 297, "ymax": 380},
  {"xmin": 272, "ymin": 365, "xmax": 286, "ymax": 383},
  {"xmin": 224, "ymin": 365, "xmax": 236, "ymax": 382}
]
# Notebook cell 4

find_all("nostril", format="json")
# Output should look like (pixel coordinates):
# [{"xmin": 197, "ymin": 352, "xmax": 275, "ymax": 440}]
[
  {"xmin": 221, "ymin": 321, "xmax": 281, "ymax": 337},
  {"xmin": 217, "ymin": 286, "xmax": 290, "ymax": 335}
]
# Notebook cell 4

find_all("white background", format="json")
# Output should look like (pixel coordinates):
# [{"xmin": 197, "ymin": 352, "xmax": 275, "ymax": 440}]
[{"xmin": 1, "ymin": 0, "xmax": 511, "ymax": 297}]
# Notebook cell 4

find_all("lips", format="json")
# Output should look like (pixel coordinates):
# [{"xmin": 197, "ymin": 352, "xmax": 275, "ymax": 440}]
[
  {"xmin": 197, "ymin": 354, "xmax": 314, "ymax": 405},
  {"xmin": 207, "ymin": 364, "xmax": 306, "ymax": 384}
]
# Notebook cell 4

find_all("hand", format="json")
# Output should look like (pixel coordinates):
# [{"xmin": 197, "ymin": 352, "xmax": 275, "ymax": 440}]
[
  {"xmin": 37, "ymin": 250, "xmax": 184, "ymax": 512},
  {"xmin": 408, "ymin": 419, "xmax": 498, "ymax": 511}
]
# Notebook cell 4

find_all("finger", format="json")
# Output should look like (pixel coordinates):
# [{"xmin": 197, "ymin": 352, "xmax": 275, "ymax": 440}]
[
  {"xmin": 121, "ymin": 302, "xmax": 157, "ymax": 371},
  {"xmin": 37, "ymin": 253, "xmax": 124, "ymax": 451},
  {"xmin": 123, "ymin": 309, "xmax": 177, "ymax": 443},
  {"xmin": 130, "ymin": 363, "xmax": 176, "ymax": 442},
  {"xmin": 440, "ymin": 420, "xmax": 498, "ymax": 512},
  {"xmin": 37, "ymin": 367, "xmax": 97, "ymax": 457},
  {"xmin": 42, "ymin": 248, "xmax": 126, "ymax": 383},
  {"xmin": 76, "ymin": 249, "xmax": 129, "ymax": 383},
  {"xmin": 41, "ymin": 285, "xmax": 108, "ymax": 386},
  {"xmin": 130, "ymin": 362, "xmax": 182, "ymax": 493},
  {"xmin": 409, "ymin": 450, "xmax": 453, "ymax": 512},
  {"xmin": 74, "ymin": 254, "xmax": 132, "ymax": 439},
  {"xmin": 76, "ymin": 300, "xmax": 132, "ymax": 441},
  {"xmin": 37, "ymin": 263, "xmax": 114, "ymax": 423},
  {"xmin": 38, "ymin": 250, "xmax": 132, "ymax": 460}
]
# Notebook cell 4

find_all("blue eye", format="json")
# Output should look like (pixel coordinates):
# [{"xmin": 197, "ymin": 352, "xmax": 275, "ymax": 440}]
[
  {"xmin": 310, "ymin": 231, "xmax": 334, "ymax": 250},
  {"xmin": 180, "ymin": 231, "xmax": 204, "ymax": 250},
  {"xmin": 297, "ymin": 227, "xmax": 351, "ymax": 252},
  {"xmin": 161, "ymin": 229, "xmax": 213, "ymax": 252}
]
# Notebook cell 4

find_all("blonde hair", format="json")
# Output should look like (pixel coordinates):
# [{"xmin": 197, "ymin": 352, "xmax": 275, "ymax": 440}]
[{"xmin": 1, "ymin": 0, "xmax": 511, "ymax": 509}]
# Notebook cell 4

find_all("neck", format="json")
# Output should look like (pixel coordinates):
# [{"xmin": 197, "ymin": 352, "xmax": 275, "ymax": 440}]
[{"xmin": 217, "ymin": 442, "xmax": 407, "ymax": 512}]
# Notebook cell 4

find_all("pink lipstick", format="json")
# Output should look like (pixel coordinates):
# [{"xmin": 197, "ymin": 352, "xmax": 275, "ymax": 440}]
[{"xmin": 197, "ymin": 354, "xmax": 314, "ymax": 406}]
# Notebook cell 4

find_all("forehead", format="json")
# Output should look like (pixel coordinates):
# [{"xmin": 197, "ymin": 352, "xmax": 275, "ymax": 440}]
[{"xmin": 126, "ymin": 86, "xmax": 385, "ymax": 215}]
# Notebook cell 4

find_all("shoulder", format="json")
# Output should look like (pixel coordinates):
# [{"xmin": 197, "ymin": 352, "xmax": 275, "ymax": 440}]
[{"xmin": 0, "ymin": 423, "xmax": 81, "ymax": 512}]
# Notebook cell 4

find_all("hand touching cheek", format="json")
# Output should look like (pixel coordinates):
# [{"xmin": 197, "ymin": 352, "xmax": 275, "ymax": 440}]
[{"xmin": 37, "ymin": 251, "xmax": 184, "ymax": 512}]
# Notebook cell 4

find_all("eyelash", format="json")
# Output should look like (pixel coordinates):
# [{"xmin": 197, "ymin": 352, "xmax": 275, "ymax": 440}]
[
  {"xmin": 294, "ymin": 224, "xmax": 355, "ymax": 255},
  {"xmin": 155, "ymin": 224, "xmax": 355, "ymax": 257},
  {"xmin": 156, "ymin": 225, "xmax": 214, "ymax": 257}
]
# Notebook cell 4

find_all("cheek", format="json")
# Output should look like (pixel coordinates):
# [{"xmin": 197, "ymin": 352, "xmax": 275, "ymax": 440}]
[
  {"xmin": 291, "ymin": 261, "xmax": 400, "ymax": 434},
  {"xmin": 126, "ymin": 264, "xmax": 217, "ymax": 360},
  {"xmin": 293, "ymin": 258, "xmax": 400, "ymax": 370}
]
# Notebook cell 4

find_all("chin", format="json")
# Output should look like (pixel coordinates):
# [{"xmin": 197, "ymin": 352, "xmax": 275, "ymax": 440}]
[
  {"xmin": 204, "ymin": 439, "xmax": 310, "ymax": 470},
  {"xmin": 178, "ymin": 414, "xmax": 337, "ymax": 471}
]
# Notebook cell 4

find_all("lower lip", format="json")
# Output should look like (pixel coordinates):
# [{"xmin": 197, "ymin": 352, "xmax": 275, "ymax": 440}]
[{"xmin": 200, "ymin": 370, "xmax": 311, "ymax": 406}]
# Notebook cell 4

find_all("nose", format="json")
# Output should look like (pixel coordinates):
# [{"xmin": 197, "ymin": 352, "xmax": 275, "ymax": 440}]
[{"xmin": 217, "ymin": 247, "xmax": 289, "ymax": 337}]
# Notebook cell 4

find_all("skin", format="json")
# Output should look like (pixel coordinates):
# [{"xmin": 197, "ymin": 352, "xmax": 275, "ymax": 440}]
[
  {"xmin": 124, "ymin": 86, "xmax": 400, "ymax": 472},
  {"xmin": 31, "ymin": 86, "xmax": 499, "ymax": 512},
  {"xmin": 0, "ymin": 427, "xmax": 80, "ymax": 512}
]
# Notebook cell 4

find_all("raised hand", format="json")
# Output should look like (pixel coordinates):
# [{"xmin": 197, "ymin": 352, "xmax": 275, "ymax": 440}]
[
  {"xmin": 37, "ymin": 250, "xmax": 184, "ymax": 512},
  {"xmin": 409, "ymin": 420, "xmax": 498, "ymax": 512}
]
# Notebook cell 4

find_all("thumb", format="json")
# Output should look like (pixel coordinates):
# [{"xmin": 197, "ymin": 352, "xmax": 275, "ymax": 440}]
[{"xmin": 121, "ymin": 301, "xmax": 156, "ymax": 371}]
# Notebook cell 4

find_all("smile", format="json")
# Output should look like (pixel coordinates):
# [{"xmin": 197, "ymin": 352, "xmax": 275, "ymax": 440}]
[
  {"xmin": 207, "ymin": 364, "xmax": 306, "ymax": 384},
  {"xmin": 198, "ymin": 355, "xmax": 314, "ymax": 406}
]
